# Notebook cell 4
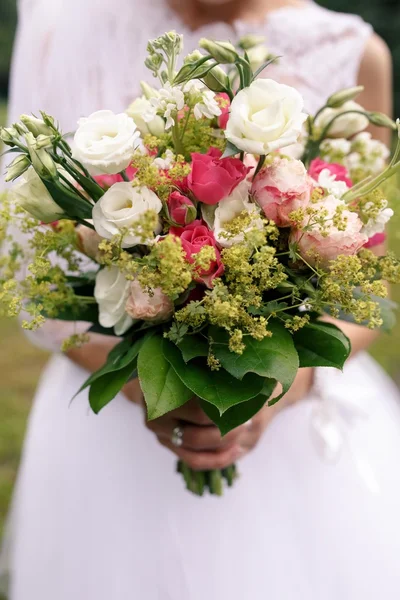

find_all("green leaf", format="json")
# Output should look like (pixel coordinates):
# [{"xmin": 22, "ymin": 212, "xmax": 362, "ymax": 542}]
[
  {"xmin": 48, "ymin": 301, "xmax": 99, "ymax": 323},
  {"xmin": 200, "ymin": 379, "xmax": 275, "ymax": 435},
  {"xmin": 222, "ymin": 141, "xmax": 240, "ymax": 158},
  {"xmin": 164, "ymin": 339, "xmax": 264, "ymax": 415},
  {"xmin": 89, "ymin": 361, "xmax": 137, "ymax": 414},
  {"xmin": 138, "ymin": 335, "xmax": 193, "ymax": 420},
  {"xmin": 211, "ymin": 320, "xmax": 299, "ymax": 401},
  {"xmin": 75, "ymin": 336, "xmax": 145, "ymax": 399},
  {"xmin": 177, "ymin": 336, "xmax": 209, "ymax": 362},
  {"xmin": 42, "ymin": 179, "xmax": 93, "ymax": 220},
  {"xmin": 293, "ymin": 321, "xmax": 351, "ymax": 369}
]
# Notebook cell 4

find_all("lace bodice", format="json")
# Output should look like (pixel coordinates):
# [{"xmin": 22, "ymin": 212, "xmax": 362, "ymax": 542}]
[
  {"xmin": 11, "ymin": 0, "xmax": 372, "ymax": 127},
  {"xmin": 8, "ymin": 0, "xmax": 372, "ymax": 351}
]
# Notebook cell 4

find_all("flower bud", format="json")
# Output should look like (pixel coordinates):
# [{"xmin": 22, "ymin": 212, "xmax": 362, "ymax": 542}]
[
  {"xmin": 167, "ymin": 191, "xmax": 197, "ymax": 226},
  {"xmin": 203, "ymin": 65, "xmax": 230, "ymax": 93},
  {"xmin": 20, "ymin": 114, "xmax": 53, "ymax": 137},
  {"xmin": 238, "ymin": 35, "xmax": 266, "ymax": 51},
  {"xmin": 326, "ymin": 86, "xmax": 364, "ymax": 108},
  {"xmin": 140, "ymin": 81, "xmax": 160, "ymax": 100},
  {"xmin": 184, "ymin": 50, "xmax": 204, "ymax": 64},
  {"xmin": 11, "ymin": 167, "xmax": 65, "ymax": 223},
  {"xmin": 34, "ymin": 134, "xmax": 54, "ymax": 149},
  {"xmin": 5, "ymin": 154, "xmax": 31, "ymax": 182},
  {"xmin": 0, "ymin": 126, "xmax": 18, "ymax": 145},
  {"xmin": 199, "ymin": 39, "xmax": 238, "ymax": 64},
  {"xmin": 25, "ymin": 132, "xmax": 58, "ymax": 179},
  {"xmin": 367, "ymin": 112, "xmax": 397, "ymax": 130}
]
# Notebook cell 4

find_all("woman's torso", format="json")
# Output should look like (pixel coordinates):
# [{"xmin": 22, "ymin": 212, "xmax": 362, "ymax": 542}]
[{"xmin": 10, "ymin": 0, "xmax": 372, "ymax": 131}]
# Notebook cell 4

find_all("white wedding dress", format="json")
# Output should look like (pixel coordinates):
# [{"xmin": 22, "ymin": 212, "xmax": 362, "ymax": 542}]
[{"xmin": 2, "ymin": 1, "xmax": 400, "ymax": 598}]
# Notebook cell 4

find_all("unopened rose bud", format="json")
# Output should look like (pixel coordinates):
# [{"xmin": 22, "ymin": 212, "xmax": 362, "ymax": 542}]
[
  {"xmin": 368, "ymin": 112, "xmax": 397, "ymax": 130},
  {"xmin": 20, "ymin": 114, "xmax": 53, "ymax": 137},
  {"xmin": 26, "ymin": 132, "xmax": 58, "ymax": 179},
  {"xmin": 5, "ymin": 154, "xmax": 30, "ymax": 182},
  {"xmin": 199, "ymin": 39, "xmax": 238, "ymax": 64},
  {"xmin": 238, "ymin": 35, "xmax": 266, "ymax": 51},
  {"xmin": 167, "ymin": 191, "xmax": 197, "ymax": 226},
  {"xmin": 326, "ymin": 86, "xmax": 364, "ymax": 108}
]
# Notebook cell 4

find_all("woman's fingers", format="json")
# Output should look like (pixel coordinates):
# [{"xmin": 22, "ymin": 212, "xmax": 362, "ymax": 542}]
[{"xmin": 158, "ymin": 438, "xmax": 244, "ymax": 471}]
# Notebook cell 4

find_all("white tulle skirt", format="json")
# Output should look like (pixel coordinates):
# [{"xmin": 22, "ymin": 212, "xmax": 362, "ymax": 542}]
[{"xmin": 2, "ymin": 352, "xmax": 400, "ymax": 599}]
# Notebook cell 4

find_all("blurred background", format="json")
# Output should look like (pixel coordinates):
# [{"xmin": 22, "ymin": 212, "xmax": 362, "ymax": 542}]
[{"xmin": 0, "ymin": 0, "xmax": 399, "ymax": 539}]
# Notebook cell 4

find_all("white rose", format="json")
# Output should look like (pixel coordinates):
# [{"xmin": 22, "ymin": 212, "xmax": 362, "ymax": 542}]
[
  {"xmin": 11, "ymin": 166, "xmax": 64, "ymax": 223},
  {"xmin": 94, "ymin": 266, "xmax": 133, "ymax": 335},
  {"xmin": 225, "ymin": 79, "xmax": 307, "ymax": 155},
  {"xmin": 314, "ymin": 101, "xmax": 369, "ymax": 139},
  {"xmin": 92, "ymin": 182, "xmax": 162, "ymax": 248},
  {"xmin": 72, "ymin": 110, "xmax": 141, "ymax": 176},
  {"xmin": 213, "ymin": 180, "xmax": 262, "ymax": 248},
  {"xmin": 126, "ymin": 97, "xmax": 166, "ymax": 138}
]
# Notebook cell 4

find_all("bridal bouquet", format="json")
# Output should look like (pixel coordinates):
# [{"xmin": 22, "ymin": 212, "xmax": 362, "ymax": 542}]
[{"xmin": 1, "ymin": 32, "xmax": 400, "ymax": 496}]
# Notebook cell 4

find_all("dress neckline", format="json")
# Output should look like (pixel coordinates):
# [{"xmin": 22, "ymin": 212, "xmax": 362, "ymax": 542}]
[{"xmin": 163, "ymin": 0, "xmax": 316, "ymax": 38}]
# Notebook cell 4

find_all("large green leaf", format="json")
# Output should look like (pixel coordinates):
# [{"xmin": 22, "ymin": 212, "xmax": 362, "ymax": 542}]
[
  {"xmin": 89, "ymin": 361, "xmax": 137, "ymax": 414},
  {"xmin": 200, "ymin": 380, "xmax": 275, "ymax": 436},
  {"xmin": 177, "ymin": 335, "xmax": 209, "ymax": 362},
  {"xmin": 138, "ymin": 335, "xmax": 193, "ymax": 420},
  {"xmin": 211, "ymin": 320, "xmax": 299, "ymax": 402},
  {"xmin": 43, "ymin": 179, "xmax": 93, "ymax": 220},
  {"xmin": 75, "ymin": 336, "xmax": 145, "ymax": 398},
  {"xmin": 164, "ymin": 340, "xmax": 264, "ymax": 415},
  {"xmin": 293, "ymin": 321, "xmax": 351, "ymax": 369}
]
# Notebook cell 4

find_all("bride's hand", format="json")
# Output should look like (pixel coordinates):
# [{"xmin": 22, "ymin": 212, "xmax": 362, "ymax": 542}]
[{"xmin": 126, "ymin": 368, "xmax": 314, "ymax": 471}]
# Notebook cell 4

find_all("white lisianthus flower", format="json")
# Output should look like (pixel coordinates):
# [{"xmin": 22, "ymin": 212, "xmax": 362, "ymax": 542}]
[
  {"xmin": 92, "ymin": 182, "xmax": 162, "ymax": 248},
  {"xmin": 345, "ymin": 132, "xmax": 390, "ymax": 176},
  {"xmin": 183, "ymin": 80, "xmax": 222, "ymax": 120},
  {"xmin": 225, "ymin": 79, "xmax": 307, "ymax": 155},
  {"xmin": 94, "ymin": 266, "xmax": 133, "ymax": 335},
  {"xmin": 317, "ymin": 169, "xmax": 349, "ymax": 198},
  {"xmin": 314, "ymin": 101, "xmax": 369, "ymax": 139},
  {"xmin": 213, "ymin": 180, "xmax": 263, "ymax": 248},
  {"xmin": 72, "ymin": 110, "xmax": 140, "ymax": 176},
  {"xmin": 153, "ymin": 149, "xmax": 176, "ymax": 170},
  {"xmin": 144, "ymin": 83, "xmax": 185, "ymax": 131},
  {"xmin": 362, "ymin": 201, "xmax": 394, "ymax": 238},
  {"xmin": 126, "ymin": 97, "xmax": 166, "ymax": 138},
  {"xmin": 11, "ymin": 167, "xmax": 64, "ymax": 223}
]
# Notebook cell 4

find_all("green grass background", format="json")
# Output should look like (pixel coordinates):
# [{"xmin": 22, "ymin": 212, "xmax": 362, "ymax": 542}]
[{"xmin": 0, "ymin": 103, "xmax": 399, "ymax": 541}]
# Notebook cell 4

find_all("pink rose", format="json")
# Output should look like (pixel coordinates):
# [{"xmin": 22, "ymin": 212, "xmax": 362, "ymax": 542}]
[
  {"xmin": 125, "ymin": 280, "xmax": 173, "ymax": 322},
  {"xmin": 167, "ymin": 191, "xmax": 197, "ymax": 226},
  {"xmin": 364, "ymin": 232, "xmax": 386, "ymax": 249},
  {"xmin": 309, "ymin": 158, "xmax": 352, "ymax": 188},
  {"xmin": 188, "ymin": 148, "xmax": 250, "ymax": 205},
  {"xmin": 94, "ymin": 166, "xmax": 136, "ymax": 190},
  {"xmin": 170, "ymin": 220, "xmax": 224, "ymax": 287},
  {"xmin": 76, "ymin": 225, "xmax": 103, "ymax": 262},
  {"xmin": 252, "ymin": 158, "xmax": 312, "ymax": 227},
  {"xmin": 217, "ymin": 93, "xmax": 231, "ymax": 130},
  {"xmin": 290, "ymin": 195, "xmax": 368, "ymax": 267}
]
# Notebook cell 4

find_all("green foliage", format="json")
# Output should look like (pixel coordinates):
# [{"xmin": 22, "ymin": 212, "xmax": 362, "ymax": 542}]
[
  {"xmin": 293, "ymin": 321, "xmax": 351, "ymax": 369},
  {"xmin": 138, "ymin": 335, "xmax": 193, "ymax": 420},
  {"xmin": 0, "ymin": 0, "xmax": 17, "ymax": 98}
]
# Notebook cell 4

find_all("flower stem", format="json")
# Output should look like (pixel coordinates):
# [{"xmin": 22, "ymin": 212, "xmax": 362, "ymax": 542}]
[
  {"xmin": 177, "ymin": 461, "xmax": 238, "ymax": 496},
  {"xmin": 253, "ymin": 155, "xmax": 266, "ymax": 180}
]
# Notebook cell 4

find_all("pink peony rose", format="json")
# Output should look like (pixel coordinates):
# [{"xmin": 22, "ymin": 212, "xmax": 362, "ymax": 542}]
[
  {"xmin": 252, "ymin": 158, "xmax": 312, "ymax": 227},
  {"xmin": 94, "ymin": 166, "xmax": 136, "ymax": 190},
  {"xmin": 217, "ymin": 93, "xmax": 231, "ymax": 130},
  {"xmin": 170, "ymin": 220, "xmax": 224, "ymax": 287},
  {"xmin": 167, "ymin": 191, "xmax": 197, "ymax": 226},
  {"xmin": 76, "ymin": 225, "xmax": 103, "ymax": 262},
  {"xmin": 290, "ymin": 195, "xmax": 368, "ymax": 267},
  {"xmin": 309, "ymin": 158, "xmax": 353, "ymax": 188},
  {"xmin": 125, "ymin": 280, "xmax": 173, "ymax": 322},
  {"xmin": 188, "ymin": 148, "xmax": 251, "ymax": 205}
]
